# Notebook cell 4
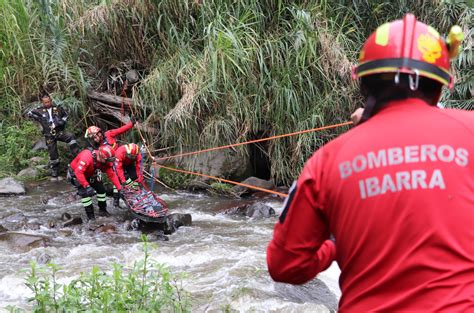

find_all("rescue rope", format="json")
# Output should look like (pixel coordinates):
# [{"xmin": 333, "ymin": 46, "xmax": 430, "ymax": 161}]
[
  {"xmin": 123, "ymin": 94, "xmax": 352, "ymax": 197},
  {"xmin": 156, "ymin": 121, "xmax": 353, "ymax": 161},
  {"xmin": 144, "ymin": 166, "xmax": 288, "ymax": 198}
]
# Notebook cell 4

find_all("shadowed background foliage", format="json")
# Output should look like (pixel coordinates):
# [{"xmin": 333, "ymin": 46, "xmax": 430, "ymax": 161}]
[{"xmin": 0, "ymin": 0, "xmax": 471, "ymax": 183}]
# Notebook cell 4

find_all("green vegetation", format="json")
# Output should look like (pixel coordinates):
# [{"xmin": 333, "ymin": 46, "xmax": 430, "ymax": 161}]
[
  {"xmin": 209, "ymin": 182, "xmax": 235, "ymax": 196},
  {"xmin": 0, "ymin": 121, "xmax": 47, "ymax": 177},
  {"xmin": 8, "ymin": 236, "xmax": 190, "ymax": 312},
  {"xmin": 1, "ymin": 0, "xmax": 472, "ymax": 184},
  {"xmin": 158, "ymin": 166, "xmax": 193, "ymax": 189}
]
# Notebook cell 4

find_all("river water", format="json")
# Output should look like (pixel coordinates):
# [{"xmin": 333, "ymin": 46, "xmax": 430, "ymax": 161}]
[{"xmin": 0, "ymin": 181, "xmax": 340, "ymax": 312}]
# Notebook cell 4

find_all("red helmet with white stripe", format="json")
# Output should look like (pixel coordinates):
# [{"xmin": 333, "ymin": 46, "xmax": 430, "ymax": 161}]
[
  {"xmin": 85, "ymin": 126, "xmax": 102, "ymax": 139},
  {"xmin": 125, "ymin": 143, "xmax": 140, "ymax": 159}
]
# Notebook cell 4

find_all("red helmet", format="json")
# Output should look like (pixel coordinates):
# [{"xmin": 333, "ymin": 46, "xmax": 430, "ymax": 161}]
[
  {"xmin": 85, "ymin": 126, "xmax": 102, "ymax": 139},
  {"xmin": 124, "ymin": 143, "xmax": 140, "ymax": 159},
  {"xmin": 98, "ymin": 145, "xmax": 115, "ymax": 163},
  {"xmin": 354, "ymin": 14, "xmax": 457, "ymax": 88}
]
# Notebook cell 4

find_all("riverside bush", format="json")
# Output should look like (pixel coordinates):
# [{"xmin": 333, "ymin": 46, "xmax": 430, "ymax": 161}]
[
  {"xmin": 209, "ymin": 182, "xmax": 235, "ymax": 196},
  {"xmin": 158, "ymin": 166, "xmax": 193, "ymax": 189},
  {"xmin": 0, "ymin": 121, "xmax": 47, "ymax": 178},
  {"xmin": 8, "ymin": 236, "xmax": 190, "ymax": 312}
]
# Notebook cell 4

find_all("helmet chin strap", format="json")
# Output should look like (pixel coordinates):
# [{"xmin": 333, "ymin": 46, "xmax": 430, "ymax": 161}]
[
  {"xmin": 359, "ymin": 83, "xmax": 410, "ymax": 124},
  {"xmin": 359, "ymin": 96, "xmax": 377, "ymax": 124}
]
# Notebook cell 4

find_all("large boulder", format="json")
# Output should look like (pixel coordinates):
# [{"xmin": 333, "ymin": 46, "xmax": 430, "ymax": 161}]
[
  {"xmin": 17, "ymin": 167, "xmax": 39, "ymax": 179},
  {"xmin": 231, "ymin": 176, "xmax": 275, "ymax": 196},
  {"xmin": 0, "ymin": 232, "xmax": 49, "ymax": 252},
  {"xmin": 274, "ymin": 278, "xmax": 338, "ymax": 312},
  {"xmin": 32, "ymin": 139, "xmax": 47, "ymax": 152},
  {"xmin": 224, "ymin": 202, "xmax": 275, "ymax": 219},
  {"xmin": 29, "ymin": 156, "xmax": 45, "ymax": 165},
  {"xmin": 159, "ymin": 148, "xmax": 252, "ymax": 184},
  {"xmin": 0, "ymin": 177, "xmax": 26, "ymax": 196},
  {"xmin": 1, "ymin": 212, "xmax": 28, "ymax": 230},
  {"xmin": 130, "ymin": 213, "xmax": 192, "ymax": 235},
  {"xmin": 246, "ymin": 203, "xmax": 276, "ymax": 218}
]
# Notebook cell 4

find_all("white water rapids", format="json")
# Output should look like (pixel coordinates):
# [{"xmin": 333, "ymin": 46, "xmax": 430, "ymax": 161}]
[{"xmin": 0, "ymin": 181, "xmax": 340, "ymax": 312}]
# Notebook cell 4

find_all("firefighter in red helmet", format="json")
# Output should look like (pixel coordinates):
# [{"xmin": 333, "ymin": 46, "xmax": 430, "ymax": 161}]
[
  {"xmin": 68, "ymin": 145, "xmax": 122, "ymax": 220},
  {"xmin": 84, "ymin": 117, "xmax": 136, "ymax": 151},
  {"xmin": 267, "ymin": 14, "xmax": 473, "ymax": 311},
  {"xmin": 113, "ymin": 143, "xmax": 144, "ymax": 207}
]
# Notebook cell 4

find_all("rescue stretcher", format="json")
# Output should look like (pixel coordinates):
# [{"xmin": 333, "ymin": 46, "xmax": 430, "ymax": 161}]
[{"xmin": 122, "ymin": 184, "xmax": 169, "ymax": 223}]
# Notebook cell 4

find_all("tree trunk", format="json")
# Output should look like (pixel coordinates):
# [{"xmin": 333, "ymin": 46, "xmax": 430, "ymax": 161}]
[{"xmin": 87, "ymin": 90, "xmax": 134, "ymax": 107}]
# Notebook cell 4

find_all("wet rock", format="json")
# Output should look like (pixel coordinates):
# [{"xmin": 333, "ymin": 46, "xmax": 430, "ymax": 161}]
[
  {"xmin": 123, "ymin": 220, "xmax": 133, "ymax": 231},
  {"xmin": 2, "ymin": 213, "xmax": 28, "ymax": 231},
  {"xmin": 36, "ymin": 252, "xmax": 52, "ymax": 264},
  {"xmin": 246, "ymin": 203, "xmax": 275, "ymax": 219},
  {"xmin": 17, "ymin": 167, "xmax": 39, "ymax": 179},
  {"xmin": 58, "ymin": 229, "xmax": 73, "ymax": 237},
  {"xmin": 231, "ymin": 177, "xmax": 275, "ymax": 196},
  {"xmin": 29, "ymin": 156, "xmax": 44, "ymax": 165},
  {"xmin": 129, "ymin": 213, "xmax": 192, "ymax": 235},
  {"xmin": 156, "ymin": 149, "xmax": 252, "ymax": 184},
  {"xmin": 40, "ymin": 195, "xmax": 50, "ymax": 204},
  {"xmin": 130, "ymin": 219, "xmax": 140, "ymax": 231},
  {"xmin": 274, "ymin": 278, "xmax": 338, "ymax": 312},
  {"xmin": 224, "ymin": 202, "xmax": 275, "ymax": 219},
  {"xmin": 155, "ymin": 231, "xmax": 169, "ymax": 241},
  {"xmin": 0, "ymin": 177, "xmax": 26, "ymax": 196},
  {"xmin": 0, "ymin": 232, "xmax": 49, "ymax": 252},
  {"xmin": 62, "ymin": 216, "xmax": 83, "ymax": 228},
  {"xmin": 61, "ymin": 213, "xmax": 72, "ymax": 221},
  {"xmin": 224, "ymin": 204, "xmax": 249, "ymax": 216},
  {"xmin": 59, "ymin": 212, "xmax": 83, "ymax": 227},
  {"xmin": 162, "ymin": 213, "xmax": 192, "ymax": 234},
  {"xmin": 168, "ymin": 213, "xmax": 192, "ymax": 228}
]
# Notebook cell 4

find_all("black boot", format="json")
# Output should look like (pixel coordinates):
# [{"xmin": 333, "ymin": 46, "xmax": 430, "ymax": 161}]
[
  {"xmin": 85, "ymin": 205, "xmax": 95, "ymax": 221},
  {"xmin": 98, "ymin": 202, "xmax": 110, "ymax": 217}
]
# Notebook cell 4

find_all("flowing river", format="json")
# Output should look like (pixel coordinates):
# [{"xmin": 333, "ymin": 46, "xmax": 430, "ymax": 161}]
[{"xmin": 0, "ymin": 181, "xmax": 340, "ymax": 312}]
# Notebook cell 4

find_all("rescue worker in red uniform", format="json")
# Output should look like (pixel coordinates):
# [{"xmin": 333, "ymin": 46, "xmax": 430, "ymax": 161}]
[
  {"xmin": 84, "ymin": 117, "xmax": 135, "ymax": 150},
  {"xmin": 115, "ymin": 143, "xmax": 144, "ymax": 185},
  {"xmin": 113, "ymin": 143, "xmax": 144, "ymax": 206},
  {"xmin": 68, "ymin": 145, "xmax": 122, "ymax": 220},
  {"xmin": 267, "ymin": 14, "xmax": 473, "ymax": 312},
  {"xmin": 84, "ymin": 118, "xmax": 135, "ymax": 204},
  {"xmin": 26, "ymin": 93, "xmax": 80, "ymax": 181}
]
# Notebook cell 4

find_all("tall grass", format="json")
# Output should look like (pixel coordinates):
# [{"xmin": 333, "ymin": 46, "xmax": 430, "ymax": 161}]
[
  {"xmin": 0, "ymin": 0, "xmax": 87, "ymax": 122},
  {"xmin": 1, "ymin": 0, "xmax": 471, "ymax": 184}
]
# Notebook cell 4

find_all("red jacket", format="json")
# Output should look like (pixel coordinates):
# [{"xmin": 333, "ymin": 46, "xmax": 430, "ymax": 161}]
[
  {"xmin": 70, "ymin": 149, "xmax": 122, "ymax": 191},
  {"xmin": 114, "ymin": 144, "xmax": 143, "ymax": 183},
  {"xmin": 104, "ymin": 122, "xmax": 133, "ymax": 150},
  {"xmin": 267, "ymin": 99, "xmax": 474, "ymax": 312}
]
